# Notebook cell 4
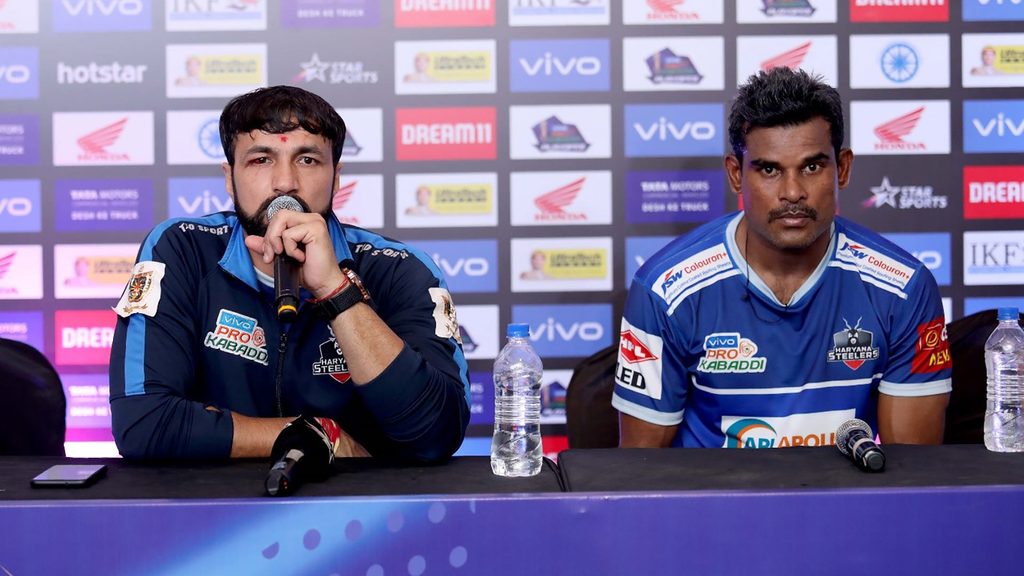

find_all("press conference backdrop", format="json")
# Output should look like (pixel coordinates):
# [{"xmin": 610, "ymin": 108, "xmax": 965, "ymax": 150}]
[{"xmin": 0, "ymin": 1, "xmax": 1022, "ymax": 457}]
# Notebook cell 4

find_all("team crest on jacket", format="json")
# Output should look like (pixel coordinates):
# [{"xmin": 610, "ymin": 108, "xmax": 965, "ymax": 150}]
[
  {"xmin": 312, "ymin": 326, "xmax": 350, "ymax": 383},
  {"xmin": 827, "ymin": 316, "xmax": 880, "ymax": 370},
  {"xmin": 204, "ymin": 309, "xmax": 269, "ymax": 366},
  {"xmin": 114, "ymin": 261, "xmax": 165, "ymax": 318}
]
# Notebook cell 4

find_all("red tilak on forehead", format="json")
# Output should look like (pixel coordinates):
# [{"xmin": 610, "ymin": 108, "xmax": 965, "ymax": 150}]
[{"xmin": 280, "ymin": 136, "xmax": 288, "ymax": 142}]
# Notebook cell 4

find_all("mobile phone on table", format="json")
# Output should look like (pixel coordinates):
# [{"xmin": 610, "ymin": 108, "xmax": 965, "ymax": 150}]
[{"xmin": 30, "ymin": 464, "xmax": 107, "ymax": 488}]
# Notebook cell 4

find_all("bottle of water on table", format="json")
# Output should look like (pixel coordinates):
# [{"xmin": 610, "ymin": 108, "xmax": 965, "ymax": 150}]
[
  {"xmin": 984, "ymin": 307, "xmax": 1024, "ymax": 452},
  {"xmin": 491, "ymin": 323, "xmax": 544, "ymax": 477}
]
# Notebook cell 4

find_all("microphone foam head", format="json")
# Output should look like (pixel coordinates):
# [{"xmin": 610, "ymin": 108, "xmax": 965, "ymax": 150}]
[
  {"xmin": 266, "ymin": 195, "xmax": 305, "ymax": 222},
  {"xmin": 835, "ymin": 418, "xmax": 872, "ymax": 456}
]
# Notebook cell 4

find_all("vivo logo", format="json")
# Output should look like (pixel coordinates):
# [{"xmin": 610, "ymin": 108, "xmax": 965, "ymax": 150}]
[
  {"xmin": 912, "ymin": 250, "xmax": 942, "ymax": 270},
  {"xmin": 635, "ymin": 118, "xmax": 715, "ymax": 141},
  {"xmin": 434, "ymin": 255, "xmax": 489, "ymax": 277},
  {"xmin": 705, "ymin": 334, "xmax": 738, "ymax": 349},
  {"xmin": 532, "ymin": 318, "xmax": 604, "ymax": 342},
  {"xmin": 520, "ymin": 54, "xmax": 601, "ymax": 77},
  {"xmin": 0, "ymin": 66, "xmax": 30, "ymax": 84},
  {"xmin": 977, "ymin": 0, "xmax": 1022, "ymax": 4},
  {"xmin": 178, "ymin": 191, "xmax": 232, "ymax": 215},
  {"xmin": 973, "ymin": 114, "xmax": 1024, "ymax": 137},
  {"xmin": 62, "ymin": 0, "xmax": 144, "ymax": 15},
  {"xmin": 0, "ymin": 197, "xmax": 32, "ymax": 217}
]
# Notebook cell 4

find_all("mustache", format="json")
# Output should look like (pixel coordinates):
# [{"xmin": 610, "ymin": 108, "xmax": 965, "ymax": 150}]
[{"xmin": 768, "ymin": 205, "xmax": 818, "ymax": 221}]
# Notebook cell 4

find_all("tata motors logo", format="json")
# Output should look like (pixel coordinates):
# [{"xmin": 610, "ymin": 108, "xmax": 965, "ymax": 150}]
[
  {"xmin": 625, "ymin": 169, "xmax": 724, "ymax": 224},
  {"xmin": 964, "ymin": 165, "xmax": 1024, "ymax": 219},
  {"xmin": 827, "ymin": 317, "xmax": 880, "ymax": 370},
  {"xmin": 697, "ymin": 332, "xmax": 767, "ymax": 374},
  {"xmin": 204, "ymin": 308, "xmax": 269, "ymax": 366},
  {"xmin": 625, "ymin": 103, "xmax": 723, "ymax": 158},
  {"xmin": 849, "ymin": 0, "xmax": 949, "ymax": 23},
  {"xmin": 280, "ymin": 0, "xmax": 380, "ymax": 28},
  {"xmin": 0, "ymin": 47, "xmax": 38, "ymax": 100},
  {"xmin": 396, "ymin": 107, "xmax": 496, "ymax": 161},
  {"xmin": 509, "ymin": 38, "xmax": 609, "ymax": 93},
  {"xmin": 54, "ymin": 112, "xmax": 155, "ymax": 166},
  {"xmin": 0, "ymin": 114, "xmax": 38, "ymax": 165},
  {"xmin": 964, "ymin": 100, "xmax": 1024, "ymax": 153},
  {"xmin": 850, "ymin": 100, "xmax": 950, "ymax": 155}
]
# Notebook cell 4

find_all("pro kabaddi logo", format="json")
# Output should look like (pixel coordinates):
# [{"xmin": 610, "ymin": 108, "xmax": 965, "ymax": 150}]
[
  {"xmin": 827, "ymin": 317, "xmax": 880, "ymax": 370},
  {"xmin": 204, "ymin": 309, "xmax": 268, "ymax": 366},
  {"xmin": 697, "ymin": 332, "xmax": 767, "ymax": 374}
]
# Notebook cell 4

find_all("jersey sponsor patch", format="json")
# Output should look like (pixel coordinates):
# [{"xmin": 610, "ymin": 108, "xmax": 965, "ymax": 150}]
[
  {"xmin": 429, "ymin": 287, "xmax": 462, "ymax": 344},
  {"xmin": 614, "ymin": 318, "xmax": 663, "ymax": 400},
  {"xmin": 113, "ymin": 261, "xmax": 165, "ymax": 318},
  {"xmin": 204, "ymin": 308, "xmax": 268, "ymax": 366},
  {"xmin": 312, "ymin": 326, "xmax": 350, "ymax": 383},
  {"xmin": 697, "ymin": 332, "xmax": 767, "ymax": 374},
  {"xmin": 652, "ymin": 244, "xmax": 731, "ymax": 304},
  {"xmin": 721, "ymin": 409, "xmax": 855, "ymax": 449},
  {"xmin": 912, "ymin": 317, "xmax": 951, "ymax": 374},
  {"xmin": 835, "ymin": 232, "xmax": 916, "ymax": 290},
  {"xmin": 827, "ymin": 316, "xmax": 880, "ymax": 371}
]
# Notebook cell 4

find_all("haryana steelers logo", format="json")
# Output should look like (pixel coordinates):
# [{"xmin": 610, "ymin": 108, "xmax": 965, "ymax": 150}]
[{"xmin": 725, "ymin": 418, "xmax": 777, "ymax": 448}]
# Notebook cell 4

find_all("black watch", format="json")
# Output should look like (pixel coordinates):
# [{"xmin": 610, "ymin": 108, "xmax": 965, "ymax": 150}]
[{"xmin": 312, "ymin": 268, "xmax": 370, "ymax": 321}]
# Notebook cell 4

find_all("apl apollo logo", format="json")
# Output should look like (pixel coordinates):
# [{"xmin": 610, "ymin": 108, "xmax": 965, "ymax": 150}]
[{"xmin": 827, "ymin": 317, "xmax": 879, "ymax": 370}]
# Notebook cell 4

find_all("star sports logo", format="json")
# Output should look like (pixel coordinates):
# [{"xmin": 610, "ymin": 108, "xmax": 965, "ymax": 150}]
[
  {"xmin": 0, "ymin": 251, "xmax": 13, "ymax": 279},
  {"xmin": 862, "ymin": 176, "xmax": 947, "ymax": 210},
  {"xmin": 535, "ymin": 177, "xmax": 587, "ymax": 222},
  {"xmin": 619, "ymin": 330, "xmax": 658, "ymax": 364},
  {"xmin": 873, "ymin": 106, "xmax": 925, "ymax": 151},
  {"xmin": 761, "ymin": 41, "xmax": 811, "ymax": 71},
  {"xmin": 293, "ymin": 53, "xmax": 378, "ymax": 86},
  {"xmin": 77, "ymin": 118, "xmax": 129, "ymax": 162}
]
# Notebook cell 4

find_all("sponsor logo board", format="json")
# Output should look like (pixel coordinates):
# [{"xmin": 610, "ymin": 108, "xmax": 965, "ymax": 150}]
[
  {"xmin": 55, "ymin": 179, "xmax": 153, "ymax": 232},
  {"xmin": 394, "ymin": 0, "xmax": 495, "ymax": 27},
  {"xmin": 396, "ymin": 172, "xmax": 498, "ymax": 228},
  {"xmin": 333, "ymin": 175, "xmax": 384, "ymax": 229},
  {"xmin": 396, "ymin": 107, "xmax": 496, "ymax": 161},
  {"xmin": 509, "ymin": 38, "xmax": 609, "ymax": 93},
  {"xmin": 963, "ymin": 230, "xmax": 1024, "ymax": 285},
  {"xmin": 55, "ymin": 309, "xmax": 116, "ymax": 366},
  {"xmin": 166, "ymin": 110, "xmax": 223, "ymax": 165},
  {"xmin": 457, "ymin": 304, "xmax": 499, "ymax": 360},
  {"xmin": 736, "ymin": 35, "xmax": 838, "ymax": 88},
  {"xmin": 395, "ymin": 40, "xmax": 496, "ymax": 95},
  {"xmin": 964, "ymin": 99, "xmax": 1024, "ymax": 153},
  {"xmin": 0, "ymin": 114, "xmax": 39, "ymax": 165},
  {"xmin": 964, "ymin": 165, "xmax": 1024, "ymax": 219},
  {"xmin": 166, "ymin": 43, "xmax": 267, "ymax": 99},
  {"xmin": 166, "ymin": 0, "xmax": 267, "ymax": 31},
  {"xmin": 962, "ymin": 33, "xmax": 1024, "ymax": 87},
  {"xmin": 410, "ymin": 239, "xmax": 498, "ymax": 293},
  {"xmin": 849, "ymin": 34, "xmax": 950, "ymax": 88},
  {"xmin": 849, "ymin": 0, "xmax": 949, "ymax": 22},
  {"xmin": 625, "ymin": 235, "xmax": 674, "ymax": 284},
  {"xmin": 0, "ymin": 179, "xmax": 40, "ymax": 233},
  {"xmin": 53, "ymin": 0, "xmax": 152, "ymax": 32},
  {"xmin": 509, "ymin": 170, "xmax": 613, "ymax": 226},
  {"xmin": 0, "ymin": 311, "xmax": 44, "ymax": 352},
  {"xmin": 963, "ymin": 0, "xmax": 1024, "ymax": 21},
  {"xmin": 622, "ymin": 0, "xmax": 724, "ymax": 24},
  {"xmin": 337, "ymin": 108, "xmax": 383, "ymax": 163},
  {"xmin": 54, "ymin": 243, "xmax": 138, "ymax": 300},
  {"xmin": 508, "ymin": 0, "xmax": 610, "ymax": 26},
  {"xmin": 624, "ymin": 103, "xmax": 723, "ymax": 158},
  {"xmin": 0, "ymin": 245, "xmax": 43, "ymax": 299},
  {"xmin": 510, "ymin": 105, "xmax": 611, "ymax": 159},
  {"xmin": 623, "ymin": 36, "xmax": 724, "ymax": 92},
  {"xmin": 167, "ymin": 178, "xmax": 233, "ymax": 218},
  {"xmin": 625, "ymin": 169, "xmax": 725, "ymax": 223},
  {"xmin": 280, "ymin": 0, "xmax": 380, "ymax": 27},
  {"xmin": 0, "ymin": 2, "xmax": 39, "ymax": 33},
  {"xmin": 850, "ymin": 100, "xmax": 950, "ymax": 155},
  {"xmin": 881, "ymin": 232, "xmax": 951, "ymax": 286},
  {"xmin": 512, "ymin": 303, "xmax": 612, "ymax": 358},
  {"xmin": 737, "ymin": 0, "xmax": 838, "ymax": 22},
  {"xmin": 511, "ymin": 237, "xmax": 613, "ymax": 293},
  {"xmin": 53, "ymin": 111, "xmax": 154, "ymax": 166},
  {"xmin": 0, "ymin": 46, "xmax": 38, "ymax": 99}
]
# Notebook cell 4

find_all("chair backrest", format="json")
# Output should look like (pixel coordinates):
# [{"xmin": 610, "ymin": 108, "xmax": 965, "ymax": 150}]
[
  {"xmin": 0, "ymin": 338, "xmax": 66, "ymax": 456},
  {"xmin": 565, "ymin": 343, "xmax": 619, "ymax": 449},
  {"xmin": 944, "ymin": 309, "xmax": 1005, "ymax": 444}
]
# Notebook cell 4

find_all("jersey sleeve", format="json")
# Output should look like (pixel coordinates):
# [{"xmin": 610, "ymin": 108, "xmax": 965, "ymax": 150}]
[
  {"xmin": 351, "ymin": 249, "xmax": 470, "ymax": 463},
  {"xmin": 108, "ymin": 224, "xmax": 233, "ymax": 459},
  {"xmin": 611, "ymin": 276, "xmax": 690, "ymax": 426},
  {"xmin": 878, "ymin": 265, "xmax": 952, "ymax": 397}
]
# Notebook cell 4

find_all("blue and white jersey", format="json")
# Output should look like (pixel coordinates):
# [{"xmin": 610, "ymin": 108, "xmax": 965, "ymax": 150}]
[{"xmin": 612, "ymin": 212, "xmax": 952, "ymax": 448}]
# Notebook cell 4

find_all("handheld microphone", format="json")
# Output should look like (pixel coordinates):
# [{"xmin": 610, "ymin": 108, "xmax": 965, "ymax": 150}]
[
  {"xmin": 266, "ymin": 196, "xmax": 305, "ymax": 322},
  {"xmin": 835, "ymin": 418, "xmax": 886, "ymax": 472},
  {"xmin": 265, "ymin": 415, "xmax": 335, "ymax": 497}
]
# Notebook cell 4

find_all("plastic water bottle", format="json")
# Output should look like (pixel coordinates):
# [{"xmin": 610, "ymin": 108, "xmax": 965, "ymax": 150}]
[
  {"xmin": 984, "ymin": 307, "xmax": 1024, "ymax": 452},
  {"xmin": 491, "ymin": 323, "xmax": 543, "ymax": 477}
]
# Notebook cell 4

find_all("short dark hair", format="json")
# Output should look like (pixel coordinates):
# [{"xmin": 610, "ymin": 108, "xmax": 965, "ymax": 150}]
[
  {"xmin": 728, "ymin": 67, "xmax": 845, "ymax": 162},
  {"xmin": 219, "ymin": 85, "xmax": 347, "ymax": 167}
]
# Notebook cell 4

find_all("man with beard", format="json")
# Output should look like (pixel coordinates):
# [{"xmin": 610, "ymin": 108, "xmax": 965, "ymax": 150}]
[
  {"xmin": 613, "ymin": 68, "xmax": 951, "ymax": 449},
  {"xmin": 109, "ymin": 86, "xmax": 470, "ymax": 461}
]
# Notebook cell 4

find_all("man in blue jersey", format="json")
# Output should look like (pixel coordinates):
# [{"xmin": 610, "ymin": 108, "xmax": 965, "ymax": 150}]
[
  {"xmin": 109, "ymin": 86, "xmax": 470, "ymax": 460},
  {"xmin": 613, "ymin": 68, "xmax": 951, "ymax": 449}
]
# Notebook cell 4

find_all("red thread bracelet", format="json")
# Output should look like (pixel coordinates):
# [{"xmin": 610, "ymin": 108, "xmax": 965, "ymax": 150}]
[{"xmin": 308, "ymin": 276, "xmax": 350, "ymax": 304}]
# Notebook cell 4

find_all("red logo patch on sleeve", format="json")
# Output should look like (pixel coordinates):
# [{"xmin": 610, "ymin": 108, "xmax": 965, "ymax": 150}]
[{"xmin": 911, "ymin": 318, "xmax": 951, "ymax": 374}]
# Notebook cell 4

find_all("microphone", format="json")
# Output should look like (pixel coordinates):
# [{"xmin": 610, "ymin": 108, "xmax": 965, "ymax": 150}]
[
  {"xmin": 265, "ymin": 415, "xmax": 335, "ymax": 496},
  {"xmin": 835, "ymin": 418, "xmax": 886, "ymax": 472},
  {"xmin": 266, "ymin": 196, "xmax": 305, "ymax": 322}
]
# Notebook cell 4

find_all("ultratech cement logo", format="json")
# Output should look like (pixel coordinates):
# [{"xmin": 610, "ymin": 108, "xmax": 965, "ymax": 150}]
[
  {"xmin": 827, "ymin": 317, "xmax": 879, "ymax": 370},
  {"xmin": 204, "ymin": 309, "xmax": 268, "ymax": 366},
  {"xmin": 697, "ymin": 332, "xmax": 767, "ymax": 374},
  {"xmin": 312, "ymin": 327, "xmax": 350, "ymax": 383}
]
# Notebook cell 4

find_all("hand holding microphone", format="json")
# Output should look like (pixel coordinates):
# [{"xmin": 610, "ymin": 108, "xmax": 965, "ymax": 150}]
[
  {"xmin": 835, "ymin": 418, "xmax": 886, "ymax": 472},
  {"xmin": 265, "ymin": 196, "xmax": 305, "ymax": 322}
]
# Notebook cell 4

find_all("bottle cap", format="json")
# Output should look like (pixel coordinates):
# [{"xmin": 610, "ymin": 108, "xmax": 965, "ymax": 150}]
[
  {"xmin": 997, "ymin": 307, "xmax": 1019, "ymax": 322},
  {"xmin": 507, "ymin": 323, "xmax": 530, "ymax": 338}
]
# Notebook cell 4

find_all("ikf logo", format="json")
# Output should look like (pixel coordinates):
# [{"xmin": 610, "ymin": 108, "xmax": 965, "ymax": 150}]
[
  {"xmin": 848, "ymin": 34, "xmax": 950, "ymax": 88},
  {"xmin": 165, "ymin": 0, "xmax": 268, "ymax": 31},
  {"xmin": 410, "ymin": 239, "xmax": 497, "ymax": 293},
  {"xmin": 166, "ymin": 110, "xmax": 222, "ymax": 165},
  {"xmin": 508, "ymin": 0, "xmax": 610, "ymax": 27},
  {"xmin": 0, "ymin": 180, "xmax": 41, "ymax": 233},
  {"xmin": 394, "ymin": 0, "xmax": 495, "ymax": 27},
  {"xmin": 512, "ymin": 304, "xmax": 612, "ymax": 358},
  {"xmin": 964, "ymin": 165, "xmax": 1024, "ymax": 219},
  {"xmin": 964, "ymin": 100, "xmax": 1024, "ymax": 153},
  {"xmin": 396, "ymin": 107, "xmax": 496, "ymax": 161},
  {"xmin": 53, "ymin": 0, "xmax": 151, "ymax": 32},
  {"xmin": 55, "ymin": 310, "xmax": 116, "ymax": 366},
  {"xmin": 963, "ymin": 231, "xmax": 1024, "ymax": 285},
  {"xmin": 0, "ymin": 311, "xmax": 45, "ymax": 352},
  {"xmin": 849, "ymin": 0, "xmax": 949, "ymax": 22},
  {"xmin": 882, "ymin": 233, "xmax": 951, "ymax": 286},
  {"xmin": 0, "ymin": 114, "xmax": 39, "ymax": 166},
  {"xmin": 167, "ymin": 178, "xmax": 233, "ymax": 218},
  {"xmin": 0, "ymin": 47, "xmax": 38, "ymax": 100},
  {"xmin": 963, "ymin": 0, "xmax": 1024, "ymax": 21},
  {"xmin": 0, "ymin": 246, "xmax": 43, "ymax": 299},
  {"xmin": 624, "ymin": 103, "xmax": 723, "ymax": 158},
  {"xmin": 509, "ymin": 39, "xmax": 609, "ymax": 93},
  {"xmin": 53, "ymin": 112, "xmax": 155, "ymax": 166},
  {"xmin": 850, "ymin": 100, "xmax": 950, "ymax": 155}
]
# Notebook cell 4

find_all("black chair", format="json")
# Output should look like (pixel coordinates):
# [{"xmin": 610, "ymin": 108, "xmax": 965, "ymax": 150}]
[
  {"xmin": 944, "ymin": 309, "xmax": 1006, "ymax": 445},
  {"xmin": 0, "ymin": 338, "xmax": 66, "ymax": 456},
  {"xmin": 565, "ymin": 343, "xmax": 619, "ymax": 449}
]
